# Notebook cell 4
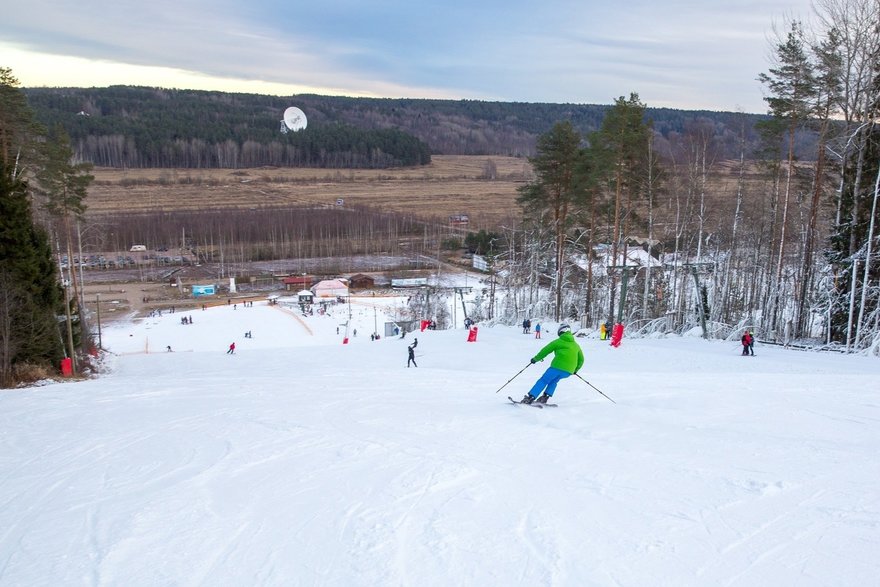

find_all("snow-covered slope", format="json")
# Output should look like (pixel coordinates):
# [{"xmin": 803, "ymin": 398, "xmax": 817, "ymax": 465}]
[{"xmin": 2, "ymin": 298, "xmax": 878, "ymax": 586}]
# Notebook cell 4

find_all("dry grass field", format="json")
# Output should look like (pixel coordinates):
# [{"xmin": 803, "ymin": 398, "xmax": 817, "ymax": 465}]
[
  {"xmin": 85, "ymin": 154, "xmax": 785, "ymax": 241},
  {"xmin": 87, "ymin": 155, "xmax": 533, "ymax": 229}
]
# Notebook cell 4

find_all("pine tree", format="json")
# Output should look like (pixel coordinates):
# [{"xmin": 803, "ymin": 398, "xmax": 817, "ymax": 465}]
[
  {"xmin": 517, "ymin": 121, "xmax": 583, "ymax": 321},
  {"xmin": 0, "ymin": 164, "xmax": 64, "ymax": 386},
  {"xmin": 589, "ymin": 93, "xmax": 653, "ymax": 324},
  {"xmin": 0, "ymin": 68, "xmax": 65, "ymax": 385},
  {"xmin": 758, "ymin": 20, "xmax": 818, "ymax": 335},
  {"xmin": 34, "ymin": 126, "xmax": 93, "ymax": 361},
  {"xmin": 0, "ymin": 67, "xmax": 39, "ymax": 174}
]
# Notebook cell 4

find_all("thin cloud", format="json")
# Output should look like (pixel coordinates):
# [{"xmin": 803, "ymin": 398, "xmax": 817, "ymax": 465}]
[{"xmin": 3, "ymin": 0, "xmax": 813, "ymax": 112}]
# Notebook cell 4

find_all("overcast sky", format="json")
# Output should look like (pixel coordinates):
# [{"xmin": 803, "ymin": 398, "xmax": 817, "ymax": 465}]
[{"xmin": 2, "ymin": 0, "xmax": 814, "ymax": 113}]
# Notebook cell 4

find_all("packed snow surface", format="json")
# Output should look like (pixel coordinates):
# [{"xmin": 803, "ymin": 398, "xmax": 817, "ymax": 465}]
[{"xmin": 2, "ymin": 297, "xmax": 879, "ymax": 586}]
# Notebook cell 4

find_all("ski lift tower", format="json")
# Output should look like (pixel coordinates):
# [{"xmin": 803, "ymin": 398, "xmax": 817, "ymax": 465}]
[
  {"xmin": 608, "ymin": 263, "xmax": 639, "ymax": 318},
  {"xmin": 683, "ymin": 262, "xmax": 715, "ymax": 339},
  {"xmin": 605, "ymin": 260, "xmax": 640, "ymax": 348}
]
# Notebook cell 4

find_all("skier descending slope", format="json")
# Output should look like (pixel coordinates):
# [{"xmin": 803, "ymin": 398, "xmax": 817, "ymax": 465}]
[{"xmin": 519, "ymin": 323, "xmax": 584, "ymax": 405}]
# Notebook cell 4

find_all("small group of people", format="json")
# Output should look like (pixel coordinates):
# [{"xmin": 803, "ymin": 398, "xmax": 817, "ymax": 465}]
[
  {"xmin": 179, "ymin": 315, "xmax": 193, "ymax": 325},
  {"xmin": 227, "ymin": 299, "xmax": 253, "ymax": 309},
  {"xmin": 741, "ymin": 330, "xmax": 755, "ymax": 356},
  {"xmin": 244, "ymin": 331, "xmax": 253, "ymax": 338},
  {"xmin": 522, "ymin": 318, "xmax": 543, "ymax": 338}
]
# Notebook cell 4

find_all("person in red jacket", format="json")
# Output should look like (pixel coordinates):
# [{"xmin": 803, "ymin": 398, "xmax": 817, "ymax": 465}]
[
  {"xmin": 741, "ymin": 331, "xmax": 752, "ymax": 356},
  {"xmin": 227, "ymin": 342, "xmax": 236, "ymax": 355}
]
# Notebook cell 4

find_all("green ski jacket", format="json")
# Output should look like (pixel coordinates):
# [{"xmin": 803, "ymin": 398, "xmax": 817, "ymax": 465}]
[{"xmin": 531, "ymin": 331, "xmax": 584, "ymax": 374}]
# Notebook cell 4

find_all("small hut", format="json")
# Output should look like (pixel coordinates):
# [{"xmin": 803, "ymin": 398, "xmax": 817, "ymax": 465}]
[
  {"xmin": 349, "ymin": 273, "xmax": 375, "ymax": 290},
  {"xmin": 297, "ymin": 289, "xmax": 315, "ymax": 313}
]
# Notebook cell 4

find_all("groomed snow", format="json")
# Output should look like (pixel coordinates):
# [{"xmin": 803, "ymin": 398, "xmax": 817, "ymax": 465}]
[{"xmin": 2, "ymin": 297, "xmax": 879, "ymax": 586}]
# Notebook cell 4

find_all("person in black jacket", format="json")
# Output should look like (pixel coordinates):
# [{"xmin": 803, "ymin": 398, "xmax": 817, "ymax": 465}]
[{"xmin": 407, "ymin": 343, "xmax": 417, "ymax": 368}]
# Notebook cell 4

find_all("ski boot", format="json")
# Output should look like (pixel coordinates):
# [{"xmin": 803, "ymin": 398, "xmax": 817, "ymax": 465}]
[
  {"xmin": 536, "ymin": 394, "xmax": 551, "ymax": 404},
  {"xmin": 520, "ymin": 394, "xmax": 535, "ymax": 405}
]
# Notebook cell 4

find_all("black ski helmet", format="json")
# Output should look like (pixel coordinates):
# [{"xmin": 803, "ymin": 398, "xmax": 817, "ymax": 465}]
[{"xmin": 557, "ymin": 323, "xmax": 571, "ymax": 336}]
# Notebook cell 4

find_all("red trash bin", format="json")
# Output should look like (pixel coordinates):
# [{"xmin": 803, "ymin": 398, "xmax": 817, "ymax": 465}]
[{"xmin": 60, "ymin": 357, "xmax": 73, "ymax": 377}]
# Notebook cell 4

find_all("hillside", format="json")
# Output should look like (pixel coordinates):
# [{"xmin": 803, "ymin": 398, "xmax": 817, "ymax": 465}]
[{"xmin": 22, "ymin": 86, "xmax": 808, "ymax": 169}]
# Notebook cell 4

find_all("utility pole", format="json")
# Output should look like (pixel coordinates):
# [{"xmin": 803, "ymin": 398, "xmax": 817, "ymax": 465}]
[
  {"xmin": 96, "ymin": 293, "xmax": 102, "ymax": 350},
  {"xmin": 63, "ymin": 282, "xmax": 77, "ymax": 375},
  {"xmin": 347, "ymin": 292, "xmax": 352, "ymax": 338}
]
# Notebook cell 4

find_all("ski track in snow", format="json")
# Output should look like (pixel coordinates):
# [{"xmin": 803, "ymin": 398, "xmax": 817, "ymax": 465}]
[{"xmin": 2, "ymin": 298, "xmax": 880, "ymax": 585}]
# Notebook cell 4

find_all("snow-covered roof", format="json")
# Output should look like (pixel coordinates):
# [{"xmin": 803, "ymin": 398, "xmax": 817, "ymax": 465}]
[
  {"xmin": 614, "ymin": 247, "xmax": 662, "ymax": 268},
  {"xmin": 312, "ymin": 279, "xmax": 349, "ymax": 297}
]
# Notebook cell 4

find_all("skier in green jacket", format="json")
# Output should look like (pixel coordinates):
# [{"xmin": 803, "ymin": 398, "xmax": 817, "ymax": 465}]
[{"xmin": 520, "ymin": 323, "xmax": 584, "ymax": 404}]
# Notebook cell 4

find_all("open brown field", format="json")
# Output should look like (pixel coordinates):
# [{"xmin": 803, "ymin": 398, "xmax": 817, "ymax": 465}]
[
  {"xmin": 85, "ymin": 154, "xmax": 787, "ymax": 241},
  {"xmin": 87, "ymin": 155, "xmax": 533, "ymax": 229}
]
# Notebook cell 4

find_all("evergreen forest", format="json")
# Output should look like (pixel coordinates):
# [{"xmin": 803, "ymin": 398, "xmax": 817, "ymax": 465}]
[{"xmin": 23, "ymin": 86, "xmax": 806, "ymax": 169}]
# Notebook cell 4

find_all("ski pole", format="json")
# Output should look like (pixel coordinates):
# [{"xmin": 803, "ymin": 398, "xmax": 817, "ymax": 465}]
[
  {"xmin": 574, "ymin": 373, "xmax": 616, "ymax": 403},
  {"xmin": 495, "ymin": 363, "xmax": 532, "ymax": 393}
]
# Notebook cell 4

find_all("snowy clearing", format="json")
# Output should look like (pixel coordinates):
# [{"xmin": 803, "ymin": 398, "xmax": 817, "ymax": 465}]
[{"xmin": 2, "ymin": 298, "xmax": 879, "ymax": 586}]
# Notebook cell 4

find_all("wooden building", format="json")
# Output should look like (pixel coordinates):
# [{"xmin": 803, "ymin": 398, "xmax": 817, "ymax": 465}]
[
  {"xmin": 349, "ymin": 273, "xmax": 375, "ymax": 290},
  {"xmin": 282, "ymin": 275, "xmax": 313, "ymax": 291}
]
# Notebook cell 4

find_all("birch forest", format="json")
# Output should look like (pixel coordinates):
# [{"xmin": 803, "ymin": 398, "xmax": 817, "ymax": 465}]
[{"xmin": 502, "ymin": 0, "xmax": 880, "ymax": 354}]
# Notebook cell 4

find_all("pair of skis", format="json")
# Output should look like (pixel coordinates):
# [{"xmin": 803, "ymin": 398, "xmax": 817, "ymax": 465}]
[{"xmin": 507, "ymin": 396, "xmax": 558, "ymax": 409}]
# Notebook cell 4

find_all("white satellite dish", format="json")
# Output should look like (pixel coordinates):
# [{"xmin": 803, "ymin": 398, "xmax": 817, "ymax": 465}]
[{"xmin": 281, "ymin": 106, "xmax": 307, "ymax": 133}]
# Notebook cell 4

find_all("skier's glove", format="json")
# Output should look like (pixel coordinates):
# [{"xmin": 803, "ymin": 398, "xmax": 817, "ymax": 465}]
[{"xmin": 530, "ymin": 358, "xmax": 537, "ymax": 364}]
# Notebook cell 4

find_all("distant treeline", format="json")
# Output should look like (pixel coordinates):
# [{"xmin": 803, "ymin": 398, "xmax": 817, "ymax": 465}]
[
  {"xmin": 23, "ymin": 87, "xmax": 432, "ymax": 169},
  {"xmin": 23, "ymin": 86, "xmax": 815, "ymax": 169},
  {"xmin": 67, "ymin": 204, "xmax": 446, "ymax": 264}
]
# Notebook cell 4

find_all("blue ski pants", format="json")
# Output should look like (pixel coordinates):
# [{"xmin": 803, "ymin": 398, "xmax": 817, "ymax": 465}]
[{"xmin": 528, "ymin": 366, "xmax": 572, "ymax": 398}]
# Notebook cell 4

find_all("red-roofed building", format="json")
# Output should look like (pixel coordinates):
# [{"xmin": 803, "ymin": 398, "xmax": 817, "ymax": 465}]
[{"xmin": 282, "ymin": 275, "xmax": 313, "ymax": 291}]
